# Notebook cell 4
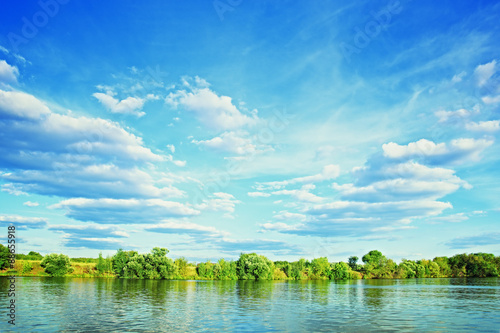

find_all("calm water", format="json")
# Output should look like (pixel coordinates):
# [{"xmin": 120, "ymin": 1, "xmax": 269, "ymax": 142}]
[{"xmin": 1, "ymin": 277, "xmax": 499, "ymax": 332}]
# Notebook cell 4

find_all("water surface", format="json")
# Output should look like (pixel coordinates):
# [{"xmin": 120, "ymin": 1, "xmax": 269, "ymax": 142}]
[{"xmin": 1, "ymin": 277, "xmax": 499, "ymax": 332}]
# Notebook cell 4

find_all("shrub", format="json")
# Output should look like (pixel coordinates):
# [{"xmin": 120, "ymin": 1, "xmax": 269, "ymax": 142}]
[{"xmin": 41, "ymin": 254, "xmax": 74, "ymax": 277}]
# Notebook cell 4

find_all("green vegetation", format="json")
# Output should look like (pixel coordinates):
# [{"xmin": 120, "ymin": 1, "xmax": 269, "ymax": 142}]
[
  {"xmin": 1, "ymin": 247, "xmax": 499, "ymax": 280},
  {"xmin": 0, "ymin": 244, "xmax": 11, "ymax": 270},
  {"xmin": 40, "ymin": 254, "xmax": 74, "ymax": 277}
]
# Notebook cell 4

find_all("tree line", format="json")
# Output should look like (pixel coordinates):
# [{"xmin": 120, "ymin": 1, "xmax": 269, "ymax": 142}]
[{"xmin": 1, "ymin": 245, "xmax": 499, "ymax": 279}]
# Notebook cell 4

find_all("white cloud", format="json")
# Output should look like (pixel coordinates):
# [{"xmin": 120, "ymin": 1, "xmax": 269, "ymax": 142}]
[
  {"xmin": 259, "ymin": 164, "xmax": 340, "ymax": 190},
  {"xmin": 465, "ymin": 120, "xmax": 500, "ymax": 132},
  {"xmin": 166, "ymin": 144, "xmax": 175, "ymax": 153},
  {"xmin": 166, "ymin": 86, "xmax": 258, "ymax": 131},
  {"xmin": 382, "ymin": 138, "xmax": 493, "ymax": 164},
  {"xmin": 0, "ymin": 214, "xmax": 48, "ymax": 229},
  {"xmin": 50, "ymin": 198, "xmax": 200, "ymax": 224},
  {"xmin": 0, "ymin": 60, "xmax": 19, "ymax": 83},
  {"xmin": 383, "ymin": 139, "xmax": 448, "ymax": 158},
  {"xmin": 146, "ymin": 220, "xmax": 226, "ymax": 238},
  {"xmin": 482, "ymin": 95, "xmax": 500, "ymax": 104},
  {"xmin": 248, "ymin": 192, "xmax": 271, "ymax": 197},
  {"xmin": 434, "ymin": 108, "xmax": 470, "ymax": 123},
  {"xmin": 474, "ymin": 60, "xmax": 496, "ymax": 87},
  {"xmin": 273, "ymin": 211, "xmax": 307, "ymax": 221},
  {"xmin": 430, "ymin": 213, "xmax": 469, "ymax": 223},
  {"xmin": 23, "ymin": 201, "xmax": 39, "ymax": 207},
  {"xmin": 0, "ymin": 89, "xmax": 176, "ymax": 199},
  {"xmin": 196, "ymin": 192, "xmax": 241, "ymax": 216},
  {"xmin": 49, "ymin": 224, "xmax": 130, "ymax": 238},
  {"xmin": 333, "ymin": 178, "xmax": 466, "ymax": 202},
  {"xmin": 272, "ymin": 188, "xmax": 324, "ymax": 203},
  {"xmin": 93, "ymin": 92, "xmax": 146, "ymax": 117},
  {"xmin": 451, "ymin": 71, "xmax": 466, "ymax": 84},
  {"xmin": 192, "ymin": 131, "xmax": 256, "ymax": 155},
  {"xmin": 308, "ymin": 200, "xmax": 452, "ymax": 220},
  {"xmin": 0, "ymin": 90, "xmax": 50, "ymax": 119}
]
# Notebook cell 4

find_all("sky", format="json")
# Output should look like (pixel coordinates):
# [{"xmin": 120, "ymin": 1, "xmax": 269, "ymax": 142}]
[{"xmin": 0, "ymin": 0, "xmax": 499, "ymax": 263}]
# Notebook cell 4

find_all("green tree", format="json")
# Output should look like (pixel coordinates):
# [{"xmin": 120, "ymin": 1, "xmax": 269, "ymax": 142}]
[
  {"xmin": 175, "ymin": 257, "xmax": 189, "ymax": 277},
  {"xmin": 112, "ymin": 249, "xmax": 137, "ymax": 277},
  {"xmin": 310, "ymin": 257, "xmax": 331, "ymax": 278},
  {"xmin": 348, "ymin": 256, "xmax": 360, "ymax": 271},
  {"xmin": 27, "ymin": 251, "xmax": 43, "ymax": 260},
  {"xmin": 330, "ymin": 262, "xmax": 350, "ymax": 280},
  {"xmin": 433, "ymin": 256, "xmax": 451, "ymax": 277},
  {"xmin": 0, "ymin": 244, "xmax": 11, "ymax": 270},
  {"xmin": 236, "ymin": 253, "xmax": 274, "ymax": 280},
  {"xmin": 41, "ymin": 254, "xmax": 74, "ymax": 277},
  {"xmin": 96, "ymin": 252, "xmax": 107, "ymax": 274}
]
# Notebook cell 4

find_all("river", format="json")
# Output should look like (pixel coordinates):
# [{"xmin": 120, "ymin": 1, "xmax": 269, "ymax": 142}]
[{"xmin": 1, "ymin": 277, "xmax": 499, "ymax": 332}]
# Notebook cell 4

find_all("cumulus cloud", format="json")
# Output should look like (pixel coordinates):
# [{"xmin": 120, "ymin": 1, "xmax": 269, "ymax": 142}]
[
  {"xmin": 465, "ymin": 120, "xmax": 500, "ymax": 132},
  {"xmin": 382, "ymin": 138, "xmax": 493, "ymax": 164},
  {"xmin": 195, "ymin": 192, "xmax": 241, "ymax": 217},
  {"xmin": 261, "ymin": 137, "xmax": 476, "ymax": 239},
  {"xmin": 166, "ymin": 85, "xmax": 258, "ymax": 131},
  {"xmin": 23, "ymin": 201, "xmax": 39, "ymax": 207},
  {"xmin": 474, "ymin": 60, "xmax": 496, "ymax": 87},
  {"xmin": 192, "ymin": 131, "xmax": 256, "ymax": 155},
  {"xmin": 93, "ymin": 92, "xmax": 146, "ymax": 117},
  {"xmin": 0, "ymin": 214, "xmax": 48, "ymax": 229},
  {"xmin": 0, "ymin": 60, "xmax": 19, "ymax": 83},
  {"xmin": 50, "ymin": 198, "xmax": 200, "ymax": 224},
  {"xmin": 0, "ymin": 89, "xmax": 182, "ymax": 199}
]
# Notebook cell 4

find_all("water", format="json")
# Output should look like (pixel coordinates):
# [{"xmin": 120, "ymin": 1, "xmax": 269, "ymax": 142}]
[{"xmin": 1, "ymin": 277, "xmax": 499, "ymax": 332}]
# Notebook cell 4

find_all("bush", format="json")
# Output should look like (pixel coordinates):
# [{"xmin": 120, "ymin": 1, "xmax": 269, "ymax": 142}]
[
  {"xmin": 41, "ymin": 254, "xmax": 74, "ymax": 277},
  {"xmin": 22, "ymin": 261, "xmax": 33, "ymax": 274}
]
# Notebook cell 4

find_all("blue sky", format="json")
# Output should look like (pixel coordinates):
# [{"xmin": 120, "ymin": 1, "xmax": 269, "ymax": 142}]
[{"xmin": 0, "ymin": 0, "xmax": 499, "ymax": 262}]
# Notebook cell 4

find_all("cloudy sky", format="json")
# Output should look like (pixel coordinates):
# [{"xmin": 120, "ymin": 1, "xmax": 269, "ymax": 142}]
[{"xmin": 0, "ymin": 0, "xmax": 499, "ymax": 262}]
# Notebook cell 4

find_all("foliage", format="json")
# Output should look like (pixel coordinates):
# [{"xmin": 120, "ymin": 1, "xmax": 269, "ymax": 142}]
[
  {"xmin": 0, "ymin": 244, "xmax": 11, "ymax": 270},
  {"xmin": 22, "ymin": 261, "xmax": 34, "ymax": 274},
  {"xmin": 123, "ymin": 247, "xmax": 177, "ymax": 279},
  {"xmin": 330, "ymin": 262, "xmax": 350, "ymax": 280},
  {"xmin": 175, "ymin": 257, "xmax": 189, "ymax": 277},
  {"xmin": 310, "ymin": 257, "xmax": 331, "ymax": 279},
  {"xmin": 95, "ymin": 252, "xmax": 112, "ymax": 274},
  {"xmin": 111, "ymin": 249, "xmax": 137, "ymax": 277},
  {"xmin": 236, "ymin": 253, "xmax": 275, "ymax": 280},
  {"xmin": 16, "ymin": 251, "xmax": 43, "ymax": 261},
  {"xmin": 41, "ymin": 254, "xmax": 74, "ymax": 277},
  {"xmin": 348, "ymin": 256, "xmax": 361, "ymax": 271}
]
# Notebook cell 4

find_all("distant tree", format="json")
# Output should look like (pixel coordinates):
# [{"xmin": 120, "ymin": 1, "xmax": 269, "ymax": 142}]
[
  {"xmin": 112, "ymin": 249, "xmax": 137, "ymax": 277},
  {"xmin": 362, "ymin": 250, "xmax": 384, "ymax": 265},
  {"xmin": 348, "ymin": 256, "xmax": 360, "ymax": 271},
  {"xmin": 41, "ymin": 254, "xmax": 74, "ymax": 277},
  {"xmin": 330, "ymin": 262, "xmax": 350, "ymax": 280},
  {"xmin": 27, "ymin": 251, "xmax": 43, "ymax": 260},
  {"xmin": 0, "ymin": 244, "xmax": 11, "ymax": 270},
  {"xmin": 175, "ymin": 257, "xmax": 189, "ymax": 277},
  {"xmin": 96, "ymin": 252, "xmax": 109, "ymax": 274},
  {"xmin": 236, "ymin": 253, "xmax": 274, "ymax": 280},
  {"xmin": 310, "ymin": 257, "xmax": 331, "ymax": 278}
]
